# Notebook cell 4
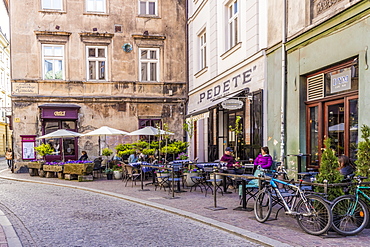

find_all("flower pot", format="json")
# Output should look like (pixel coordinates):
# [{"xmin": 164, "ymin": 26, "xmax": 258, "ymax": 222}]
[
  {"xmin": 113, "ymin": 170, "xmax": 122, "ymax": 179},
  {"xmin": 210, "ymin": 174, "xmax": 222, "ymax": 185},
  {"xmin": 156, "ymin": 172, "xmax": 170, "ymax": 184},
  {"xmin": 106, "ymin": 173, "xmax": 113, "ymax": 180},
  {"xmin": 184, "ymin": 172, "xmax": 199, "ymax": 187}
]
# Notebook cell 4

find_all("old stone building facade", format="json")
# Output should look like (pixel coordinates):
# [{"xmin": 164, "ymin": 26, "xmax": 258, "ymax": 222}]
[
  {"xmin": 0, "ymin": 0, "xmax": 12, "ymax": 156},
  {"xmin": 10, "ymin": 0, "xmax": 187, "ymax": 164}
]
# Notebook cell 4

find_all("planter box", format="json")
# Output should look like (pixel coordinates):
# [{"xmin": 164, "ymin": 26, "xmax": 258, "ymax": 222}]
[
  {"xmin": 43, "ymin": 165, "xmax": 63, "ymax": 173},
  {"xmin": 26, "ymin": 162, "xmax": 44, "ymax": 169},
  {"xmin": 64, "ymin": 163, "xmax": 93, "ymax": 175}
]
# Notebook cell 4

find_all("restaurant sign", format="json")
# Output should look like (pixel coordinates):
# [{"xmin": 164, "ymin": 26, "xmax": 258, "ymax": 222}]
[
  {"xmin": 331, "ymin": 68, "xmax": 351, "ymax": 93},
  {"xmin": 221, "ymin": 99, "xmax": 243, "ymax": 110}
]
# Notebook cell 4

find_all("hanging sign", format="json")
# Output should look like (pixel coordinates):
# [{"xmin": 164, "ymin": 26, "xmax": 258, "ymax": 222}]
[
  {"xmin": 331, "ymin": 69, "xmax": 351, "ymax": 93},
  {"xmin": 221, "ymin": 99, "xmax": 243, "ymax": 110}
]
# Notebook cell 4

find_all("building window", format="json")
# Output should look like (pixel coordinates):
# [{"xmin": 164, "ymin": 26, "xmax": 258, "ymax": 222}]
[
  {"xmin": 42, "ymin": 44, "xmax": 64, "ymax": 80},
  {"xmin": 139, "ymin": 119, "xmax": 161, "ymax": 141},
  {"xmin": 139, "ymin": 0, "xmax": 157, "ymax": 15},
  {"xmin": 41, "ymin": 0, "xmax": 62, "ymax": 10},
  {"xmin": 199, "ymin": 30, "xmax": 207, "ymax": 70},
  {"xmin": 86, "ymin": 0, "xmax": 106, "ymax": 13},
  {"xmin": 87, "ymin": 46, "xmax": 107, "ymax": 81},
  {"xmin": 139, "ymin": 48, "xmax": 159, "ymax": 82},
  {"xmin": 226, "ymin": 0, "xmax": 238, "ymax": 50}
]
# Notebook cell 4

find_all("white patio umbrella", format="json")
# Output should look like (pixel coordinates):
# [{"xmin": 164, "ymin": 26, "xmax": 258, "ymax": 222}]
[
  {"xmin": 83, "ymin": 126, "xmax": 129, "ymax": 155},
  {"xmin": 37, "ymin": 129, "xmax": 83, "ymax": 161},
  {"xmin": 128, "ymin": 126, "xmax": 174, "ymax": 154},
  {"xmin": 128, "ymin": 126, "xmax": 174, "ymax": 136}
]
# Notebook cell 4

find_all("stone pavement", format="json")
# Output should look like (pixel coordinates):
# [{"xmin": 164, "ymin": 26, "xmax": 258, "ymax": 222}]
[{"xmin": 0, "ymin": 166, "xmax": 369, "ymax": 246}]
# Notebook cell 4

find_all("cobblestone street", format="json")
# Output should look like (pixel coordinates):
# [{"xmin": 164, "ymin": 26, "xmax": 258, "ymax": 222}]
[{"xmin": 0, "ymin": 160, "xmax": 369, "ymax": 246}]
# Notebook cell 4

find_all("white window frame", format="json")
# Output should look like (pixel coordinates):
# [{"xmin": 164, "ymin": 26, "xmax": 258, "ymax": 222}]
[
  {"xmin": 42, "ymin": 44, "xmax": 65, "ymax": 80},
  {"xmin": 86, "ymin": 0, "xmax": 106, "ymax": 13},
  {"xmin": 138, "ymin": 0, "xmax": 158, "ymax": 16},
  {"xmin": 139, "ymin": 48, "xmax": 160, "ymax": 82},
  {"xmin": 41, "ymin": 0, "xmax": 63, "ymax": 10},
  {"xmin": 86, "ymin": 46, "xmax": 108, "ymax": 81},
  {"xmin": 199, "ymin": 30, "xmax": 207, "ymax": 71},
  {"xmin": 225, "ymin": 0, "xmax": 238, "ymax": 50}
]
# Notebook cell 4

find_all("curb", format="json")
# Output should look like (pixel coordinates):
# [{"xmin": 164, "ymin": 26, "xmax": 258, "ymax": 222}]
[
  {"xmin": 0, "ymin": 171, "xmax": 291, "ymax": 247},
  {"xmin": 0, "ymin": 209, "xmax": 22, "ymax": 247}
]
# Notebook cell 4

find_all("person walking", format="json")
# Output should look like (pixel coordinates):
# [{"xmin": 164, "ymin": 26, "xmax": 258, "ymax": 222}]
[{"xmin": 5, "ymin": 148, "xmax": 13, "ymax": 169}]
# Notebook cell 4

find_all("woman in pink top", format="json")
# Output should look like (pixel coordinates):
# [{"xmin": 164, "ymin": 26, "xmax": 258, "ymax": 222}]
[{"xmin": 253, "ymin": 146, "xmax": 273, "ymax": 169}]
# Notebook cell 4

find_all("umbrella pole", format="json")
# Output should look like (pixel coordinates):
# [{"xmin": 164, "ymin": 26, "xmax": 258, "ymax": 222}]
[
  {"xmin": 98, "ymin": 136, "xmax": 101, "ymax": 156},
  {"xmin": 61, "ymin": 138, "xmax": 65, "ymax": 162}
]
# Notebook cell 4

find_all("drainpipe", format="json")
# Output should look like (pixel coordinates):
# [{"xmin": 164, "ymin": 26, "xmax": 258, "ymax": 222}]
[{"xmin": 280, "ymin": 0, "xmax": 287, "ymax": 164}]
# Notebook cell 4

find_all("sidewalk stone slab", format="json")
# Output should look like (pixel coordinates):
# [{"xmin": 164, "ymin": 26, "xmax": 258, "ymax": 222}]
[{"xmin": 0, "ymin": 168, "xmax": 368, "ymax": 247}]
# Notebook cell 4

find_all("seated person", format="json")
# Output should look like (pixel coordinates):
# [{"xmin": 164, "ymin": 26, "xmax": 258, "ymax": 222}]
[
  {"xmin": 79, "ymin": 151, "xmax": 88, "ymax": 161},
  {"xmin": 220, "ymin": 147, "xmax": 236, "ymax": 172},
  {"xmin": 112, "ymin": 153, "xmax": 122, "ymax": 161},
  {"xmin": 338, "ymin": 155, "xmax": 355, "ymax": 176},
  {"xmin": 128, "ymin": 151, "xmax": 139, "ymax": 163},
  {"xmin": 253, "ymin": 146, "xmax": 272, "ymax": 169}
]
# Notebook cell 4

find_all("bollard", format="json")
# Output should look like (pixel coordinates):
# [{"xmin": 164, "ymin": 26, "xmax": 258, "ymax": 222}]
[{"xmin": 323, "ymin": 179, "xmax": 328, "ymax": 195}]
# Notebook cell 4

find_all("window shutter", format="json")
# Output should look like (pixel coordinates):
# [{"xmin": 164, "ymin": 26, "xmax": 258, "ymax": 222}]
[{"xmin": 307, "ymin": 73, "xmax": 324, "ymax": 101}]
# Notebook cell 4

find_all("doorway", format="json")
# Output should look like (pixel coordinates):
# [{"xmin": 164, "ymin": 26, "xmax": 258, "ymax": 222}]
[{"xmin": 307, "ymin": 96, "xmax": 358, "ymax": 169}]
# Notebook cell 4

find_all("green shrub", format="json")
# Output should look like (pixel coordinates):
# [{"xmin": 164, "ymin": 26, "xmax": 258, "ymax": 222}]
[
  {"xmin": 34, "ymin": 143, "xmax": 54, "ymax": 159},
  {"xmin": 355, "ymin": 125, "xmax": 370, "ymax": 182},
  {"xmin": 315, "ymin": 138, "xmax": 344, "ymax": 201},
  {"xmin": 102, "ymin": 148, "xmax": 113, "ymax": 157}
]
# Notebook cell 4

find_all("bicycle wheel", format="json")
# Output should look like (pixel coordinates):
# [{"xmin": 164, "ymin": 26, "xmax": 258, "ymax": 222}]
[
  {"xmin": 296, "ymin": 194, "xmax": 333, "ymax": 235},
  {"xmin": 254, "ymin": 189, "xmax": 272, "ymax": 223},
  {"xmin": 331, "ymin": 195, "xmax": 369, "ymax": 236}
]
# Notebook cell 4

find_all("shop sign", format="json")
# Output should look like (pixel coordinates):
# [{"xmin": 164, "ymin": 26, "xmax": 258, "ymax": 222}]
[
  {"xmin": 54, "ymin": 111, "xmax": 66, "ymax": 117},
  {"xmin": 221, "ymin": 99, "xmax": 243, "ymax": 110},
  {"xmin": 12, "ymin": 82, "xmax": 38, "ymax": 94},
  {"xmin": 331, "ymin": 69, "xmax": 351, "ymax": 93}
]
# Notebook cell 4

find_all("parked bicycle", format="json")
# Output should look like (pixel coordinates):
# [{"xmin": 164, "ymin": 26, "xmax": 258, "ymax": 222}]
[
  {"xmin": 254, "ymin": 167, "xmax": 333, "ymax": 236},
  {"xmin": 331, "ymin": 175, "xmax": 370, "ymax": 236}
]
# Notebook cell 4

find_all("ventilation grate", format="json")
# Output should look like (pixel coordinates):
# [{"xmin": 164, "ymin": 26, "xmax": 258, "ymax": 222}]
[{"xmin": 307, "ymin": 73, "xmax": 324, "ymax": 101}]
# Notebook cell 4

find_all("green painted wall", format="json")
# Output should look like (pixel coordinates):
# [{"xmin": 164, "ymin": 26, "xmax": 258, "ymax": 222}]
[{"xmin": 267, "ymin": 10, "xmax": 370, "ymax": 174}]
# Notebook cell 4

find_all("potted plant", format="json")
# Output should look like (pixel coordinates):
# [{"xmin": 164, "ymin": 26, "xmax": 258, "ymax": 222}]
[
  {"xmin": 102, "ymin": 148, "xmax": 113, "ymax": 159},
  {"xmin": 176, "ymin": 152, "xmax": 189, "ymax": 160},
  {"xmin": 315, "ymin": 138, "xmax": 344, "ymax": 201},
  {"xmin": 183, "ymin": 165, "xmax": 199, "ymax": 187},
  {"xmin": 112, "ymin": 163, "xmax": 123, "ymax": 179},
  {"xmin": 29, "ymin": 143, "xmax": 54, "ymax": 176},
  {"xmin": 34, "ymin": 143, "xmax": 54, "ymax": 161},
  {"xmin": 104, "ymin": 168, "xmax": 113, "ymax": 180},
  {"xmin": 155, "ymin": 168, "xmax": 170, "ymax": 184}
]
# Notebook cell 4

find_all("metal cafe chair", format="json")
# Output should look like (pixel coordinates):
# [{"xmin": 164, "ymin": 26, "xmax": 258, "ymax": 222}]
[
  {"xmin": 204, "ymin": 167, "xmax": 223, "ymax": 197},
  {"xmin": 93, "ymin": 158, "xmax": 103, "ymax": 178},
  {"xmin": 124, "ymin": 165, "xmax": 141, "ymax": 187}
]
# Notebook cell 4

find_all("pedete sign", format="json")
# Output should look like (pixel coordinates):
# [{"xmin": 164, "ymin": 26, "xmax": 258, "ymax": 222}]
[{"xmin": 221, "ymin": 99, "xmax": 243, "ymax": 110}]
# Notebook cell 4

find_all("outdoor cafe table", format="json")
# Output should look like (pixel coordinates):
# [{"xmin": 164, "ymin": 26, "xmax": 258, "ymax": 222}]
[
  {"xmin": 129, "ymin": 162, "xmax": 153, "ymax": 173},
  {"xmin": 195, "ymin": 162, "xmax": 220, "ymax": 169},
  {"xmin": 170, "ymin": 160, "xmax": 191, "ymax": 164}
]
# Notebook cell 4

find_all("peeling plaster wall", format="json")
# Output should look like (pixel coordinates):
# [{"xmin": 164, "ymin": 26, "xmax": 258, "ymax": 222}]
[{"xmin": 10, "ymin": 0, "xmax": 187, "ymax": 164}]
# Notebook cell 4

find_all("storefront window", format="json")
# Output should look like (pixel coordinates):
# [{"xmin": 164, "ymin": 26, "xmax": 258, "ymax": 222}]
[
  {"xmin": 327, "ymin": 102, "xmax": 345, "ymax": 156},
  {"xmin": 349, "ymin": 99, "xmax": 358, "ymax": 159},
  {"xmin": 309, "ymin": 106, "xmax": 319, "ymax": 167},
  {"xmin": 306, "ymin": 58, "xmax": 358, "ymax": 168}
]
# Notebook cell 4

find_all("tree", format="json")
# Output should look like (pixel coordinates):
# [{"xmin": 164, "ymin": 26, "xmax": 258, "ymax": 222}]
[
  {"xmin": 355, "ymin": 125, "xmax": 370, "ymax": 182},
  {"xmin": 315, "ymin": 138, "xmax": 344, "ymax": 201},
  {"xmin": 229, "ymin": 115, "xmax": 242, "ymax": 159}
]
